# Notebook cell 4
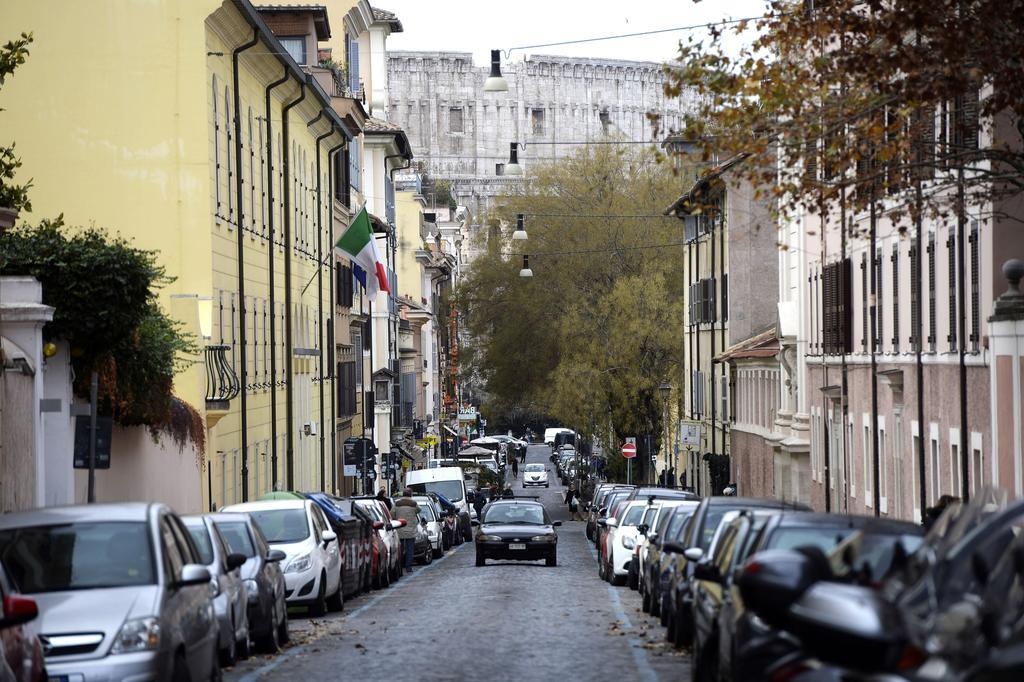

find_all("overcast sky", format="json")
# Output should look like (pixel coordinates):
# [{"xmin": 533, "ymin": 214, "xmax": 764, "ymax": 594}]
[{"xmin": 381, "ymin": 0, "xmax": 770, "ymax": 67}]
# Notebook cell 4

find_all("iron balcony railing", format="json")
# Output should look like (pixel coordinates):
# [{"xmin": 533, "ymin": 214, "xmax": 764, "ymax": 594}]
[{"xmin": 205, "ymin": 344, "xmax": 240, "ymax": 409}]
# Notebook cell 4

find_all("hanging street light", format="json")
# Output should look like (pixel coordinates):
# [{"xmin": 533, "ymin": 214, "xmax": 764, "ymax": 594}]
[
  {"xmin": 519, "ymin": 254, "xmax": 533, "ymax": 277},
  {"xmin": 512, "ymin": 213, "xmax": 528, "ymax": 241},
  {"xmin": 483, "ymin": 49, "xmax": 508, "ymax": 92},
  {"xmin": 505, "ymin": 142, "xmax": 524, "ymax": 176}
]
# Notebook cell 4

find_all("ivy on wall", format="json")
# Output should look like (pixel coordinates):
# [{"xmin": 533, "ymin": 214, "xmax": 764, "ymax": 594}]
[{"xmin": 0, "ymin": 217, "xmax": 204, "ymax": 456}]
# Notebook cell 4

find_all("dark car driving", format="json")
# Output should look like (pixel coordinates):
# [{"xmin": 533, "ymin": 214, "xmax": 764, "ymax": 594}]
[{"xmin": 473, "ymin": 499, "xmax": 561, "ymax": 567}]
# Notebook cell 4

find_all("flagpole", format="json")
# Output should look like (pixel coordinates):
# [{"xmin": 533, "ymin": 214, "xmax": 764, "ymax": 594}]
[{"xmin": 301, "ymin": 248, "xmax": 334, "ymax": 296}]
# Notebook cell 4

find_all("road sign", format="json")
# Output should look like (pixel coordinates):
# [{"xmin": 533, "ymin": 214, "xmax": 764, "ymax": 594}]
[
  {"xmin": 678, "ymin": 421, "xmax": 703, "ymax": 448},
  {"xmin": 621, "ymin": 442, "xmax": 637, "ymax": 459}
]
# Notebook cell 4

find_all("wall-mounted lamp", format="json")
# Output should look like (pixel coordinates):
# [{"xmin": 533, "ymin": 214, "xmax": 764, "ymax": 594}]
[
  {"xmin": 512, "ymin": 213, "xmax": 528, "ymax": 241},
  {"xmin": 519, "ymin": 255, "xmax": 533, "ymax": 278},
  {"xmin": 483, "ymin": 49, "xmax": 508, "ymax": 92}
]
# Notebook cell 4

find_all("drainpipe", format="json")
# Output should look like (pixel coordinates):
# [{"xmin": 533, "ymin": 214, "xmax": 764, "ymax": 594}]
[
  {"xmin": 957, "ymin": 167, "xmax": 969, "ymax": 502},
  {"xmin": 915, "ymin": 178, "xmax": 927, "ymax": 521},
  {"xmin": 265, "ymin": 66, "xmax": 289, "ymax": 491},
  {"xmin": 232, "ymin": 27, "xmax": 259, "ymax": 501},
  {"xmin": 870, "ymin": 191, "xmax": 880, "ymax": 516},
  {"xmin": 326, "ymin": 136, "xmax": 346, "ymax": 494},
  {"xmin": 314, "ymin": 123, "xmax": 336, "ymax": 493},
  {"xmin": 282, "ymin": 83, "xmax": 306, "ymax": 490}
]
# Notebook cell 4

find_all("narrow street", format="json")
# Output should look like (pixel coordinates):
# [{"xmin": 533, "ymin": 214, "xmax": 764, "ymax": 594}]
[{"xmin": 226, "ymin": 445, "xmax": 690, "ymax": 681}]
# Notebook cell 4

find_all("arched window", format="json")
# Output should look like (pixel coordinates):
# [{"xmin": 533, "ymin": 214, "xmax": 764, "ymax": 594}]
[
  {"xmin": 225, "ymin": 86, "xmax": 234, "ymax": 227},
  {"xmin": 212, "ymin": 76, "xmax": 221, "ymax": 218}
]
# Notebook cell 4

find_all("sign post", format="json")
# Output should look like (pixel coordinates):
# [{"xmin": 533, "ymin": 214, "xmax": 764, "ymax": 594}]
[{"xmin": 622, "ymin": 438, "xmax": 637, "ymax": 485}]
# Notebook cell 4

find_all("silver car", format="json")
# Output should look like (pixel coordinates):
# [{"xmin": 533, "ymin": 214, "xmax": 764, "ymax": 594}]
[
  {"xmin": 208, "ymin": 512, "xmax": 288, "ymax": 653},
  {"xmin": 412, "ymin": 496, "xmax": 444, "ymax": 559},
  {"xmin": 0, "ymin": 503, "xmax": 218, "ymax": 682},
  {"xmin": 183, "ymin": 515, "xmax": 250, "ymax": 667}
]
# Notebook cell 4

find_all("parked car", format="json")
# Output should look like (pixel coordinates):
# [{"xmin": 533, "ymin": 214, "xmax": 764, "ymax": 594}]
[
  {"xmin": 414, "ymin": 496, "xmax": 445, "ymax": 559},
  {"xmin": 643, "ymin": 503, "xmax": 698, "ymax": 617},
  {"xmin": 633, "ymin": 499, "xmax": 695, "ymax": 592},
  {"xmin": 651, "ymin": 507, "xmax": 697, "ymax": 620},
  {"xmin": 406, "ymin": 467, "xmax": 473, "ymax": 542},
  {"xmin": 624, "ymin": 486, "xmax": 700, "ymax": 504},
  {"xmin": 0, "ymin": 559, "xmax": 46, "ymax": 682},
  {"xmin": 662, "ymin": 497, "xmax": 810, "ymax": 648},
  {"xmin": 305, "ymin": 492, "xmax": 370, "ymax": 597},
  {"xmin": 223, "ymin": 499, "xmax": 343, "ymax": 615},
  {"xmin": 182, "ymin": 515, "xmax": 250, "ymax": 666},
  {"xmin": 473, "ymin": 499, "xmax": 561, "ymax": 566},
  {"xmin": 594, "ymin": 490, "xmax": 634, "ymax": 574},
  {"xmin": 413, "ymin": 521, "xmax": 433, "ymax": 565},
  {"xmin": 0, "ymin": 503, "xmax": 218, "ymax": 682},
  {"xmin": 601, "ymin": 500, "xmax": 654, "ymax": 585},
  {"xmin": 587, "ymin": 484, "xmax": 633, "ymax": 540},
  {"xmin": 353, "ymin": 497, "xmax": 403, "ymax": 584},
  {"xmin": 718, "ymin": 512, "xmax": 924, "ymax": 682},
  {"xmin": 208, "ymin": 512, "xmax": 289, "ymax": 653}
]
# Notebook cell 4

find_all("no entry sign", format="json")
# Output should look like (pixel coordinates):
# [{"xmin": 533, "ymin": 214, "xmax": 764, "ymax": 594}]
[{"xmin": 621, "ymin": 442, "xmax": 637, "ymax": 459}]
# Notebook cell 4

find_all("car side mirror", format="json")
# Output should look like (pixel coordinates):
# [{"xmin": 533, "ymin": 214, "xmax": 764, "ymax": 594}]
[
  {"xmin": 322, "ymin": 529, "xmax": 337, "ymax": 546},
  {"xmin": 372, "ymin": 521, "xmax": 385, "ymax": 530},
  {"xmin": 597, "ymin": 519, "xmax": 607, "ymax": 527},
  {"xmin": 606, "ymin": 518, "xmax": 619, "ymax": 528},
  {"xmin": 266, "ymin": 549, "xmax": 287, "ymax": 562},
  {"xmin": 0, "ymin": 594, "xmax": 38, "ymax": 628},
  {"xmin": 174, "ymin": 564, "xmax": 212, "ymax": 588},
  {"xmin": 684, "ymin": 547, "xmax": 704, "ymax": 562},
  {"xmin": 226, "ymin": 552, "xmax": 247, "ymax": 571},
  {"xmin": 662, "ymin": 541, "xmax": 685, "ymax": 555},
  {"xmin": 693, "ymin": 559, "xmax": 722, "ymax": 583},
  {"xmin": 552, "ymin": 521, "xmax": 562, "ymax": 527}
]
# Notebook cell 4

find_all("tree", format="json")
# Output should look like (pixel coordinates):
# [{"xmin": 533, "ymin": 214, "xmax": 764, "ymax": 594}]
[
  {"xmin": 0, "ymin": 32, "xmax": 33, "ymax": 214},
  {"xmin": 663, "ymin": 0, "xmax": 1024, "ymax": 227},
  {"xmin": 456, "ymin": 144, "xmax": 687, "ymax": 480}
]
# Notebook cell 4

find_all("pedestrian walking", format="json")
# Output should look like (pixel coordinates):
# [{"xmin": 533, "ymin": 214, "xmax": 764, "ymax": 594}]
[
  {"xmin": 473, "ymin": 489, "xmax": 486, "ymax": 518},
  {"xmin": 392, "ymin": 488, "xmax": 421, "ymax": 571},
  {"xmin": 565, "ymin": 484, "xmax": 584, "ymax": 521},
  {"xmin": 511, "ymin": 458, "xmax": 519, "ymax": 479},
  {"xmin": 376, "ymin": 487, "xmax": 393, "ymax": 512}
]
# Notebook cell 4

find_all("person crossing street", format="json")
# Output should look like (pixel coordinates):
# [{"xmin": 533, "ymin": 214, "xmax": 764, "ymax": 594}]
[{"xmin": 511, "ymin": 457, "xmax": 519, "ymax": 479}]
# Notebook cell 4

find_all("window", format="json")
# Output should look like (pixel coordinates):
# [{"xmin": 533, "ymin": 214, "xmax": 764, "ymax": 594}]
[
  {"xmin": 947, "ymin": 233, "xmax": 958, "ymax": 351},
  {"xmin": 971, "ymin": 432, "xmax": 983, "ymax": 495},
  {"xmin": 878, "ymin": 420, "xmax": 887, "ymax": 512},
  {"xmin": 225, "ymin": 87, "xmax": 234, "ymax": 226},
  {"xmin": 969, "ymin": 221, "xmax": 980, "ymax": 352},
  {"xmin": 912, "ymin": 105, "xmax": 936, "ymax": 181},
  {"xmin": 212, "ymin": 76, "xmax": 221, "ymax": 217},
  {"xmin": 861, "ymin": 253, "xmax": 868, "ymax": 351},
  {"xmin": 874, "ymin": 249, "xmax": 883, "ymax": 350},
  {"xmin": 349, "ymin": 141, "xmax": 362, "ymax": 193},
  {"xmin": 804, "ymin": 136, "xmax": 818, "ymax": 181},
  {"xmin": 929, "ymin": 427, "xmax": 940, "ymax": 505},
  {"xmin": 691, "ymin": 370, "xmax": 705, "ymax": 418},
  {"xmin": 822, "ymin": 259, "xmax": 853, "ymax": 355},
  {"xmin": 891, "ymin": 244, "xmax": 900, "ymax": 351},
  {"xmin": 689, "ymin": 278, "xmax": 717, "ymax": 324},
  {"xmin": 951, "ymin": 440, "xmax": 961, "ymax": 498},
  {"xmin": 248, "ymin": 108, "xmax": 256, "ymax": 233},
  {"xmin": 531, "ymin": 108, "xmax": 545, "ymax": 135},
  {"xmin": 279, "ymin": 37, "xmax": 306, "ymax": 65},
  {"xmin": 336, "ymin": 262, "xmax": 354, "ymax": 307},
  {"xmin": 338, "ymin": 360, "xmax": 356, "ymax": 416},
  {"xmin": 927, "ymin": 234, "xmax": 936, "ymax": 351},
  {"xmin": 449, "ymin": 107, "xmax": 464, "ymax": 134},
  {"xmin": 346, "ymin": 34, "xmax": 360, "ymax": 94},
  {"xmin": 352, "ymin": 328, "xmax": 364, "ymax": 385},
  {"xmin": 334, "ymin": 145, "xmax": 350, "ymax": 207},
  {"xmin": 722, "ymin": 273, "xmax": 729, "ymax": 322},
  {"xmin": 863, "ymin": 419, "xmax": 872, "ymax": 507},
  {"xmin": 910, "ymin": 241, "xmax": 919, "ymax": 350}
]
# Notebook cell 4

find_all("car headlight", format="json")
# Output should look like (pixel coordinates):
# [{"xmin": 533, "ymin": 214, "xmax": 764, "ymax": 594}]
[
  {"xmin": 622, "ymin": 536, "xmax": 636, "ymax": 549},
  {"xmin": 478, "ymin": 534, "xmax": 501, "ymax": 542},
  {"xmin": 110, "ymin": 616, "xmax": 161, "ymax": 654},
  {"xmin": 244, "ymin": 579, "xmax": 259, "ymax": 602},
  {"xmin": 285, "ymin": 553, "xmax": 312, "ymax": 574},
  {"xmin": 531, "ymin": 534, "xmax": 556, "ymax": 542}
]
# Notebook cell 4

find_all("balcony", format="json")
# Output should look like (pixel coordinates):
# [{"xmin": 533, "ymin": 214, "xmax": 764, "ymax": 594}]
[{"xmin": 205, "ymin": 344, "xmax": 239, "ymax": 415}]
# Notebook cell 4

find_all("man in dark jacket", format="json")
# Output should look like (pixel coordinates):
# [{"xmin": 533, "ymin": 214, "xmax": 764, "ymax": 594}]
[
  {"xmin": 392, "ymin": 489, "xmax": 421, "ymax": 571},
  {"xmin": 376, "ymin": 488, "xmax": 393, "ymax": 512}
]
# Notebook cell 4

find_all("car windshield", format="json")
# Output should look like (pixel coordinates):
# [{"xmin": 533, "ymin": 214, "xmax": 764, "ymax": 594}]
[
  {"xmin": 666, "ymin": 509, "xmax": 691, "ymax": 540},
  {"xmin": 185, "ymin": 525, "xmax": 215, "ymax": 564},
  {"xmin": 622, "ymin": 505, "xmax": 648, "ymax": 526},
  {"xmin": 0, "ymin": 521, "xmax": 155, "ymax": 593},
  {"xmin": 525, "ymin": 464, "xmax": 544, "ymax": 472},
  {"xmin": 409, "ymin": 480, "xmax": 464, "ymax": 503},
  {"xmin": 248, "ymin": 509, "xmax": 310, "ymax": 544},
  {"xmin": 701, "ymin": 508, "xmax": 735, "ymax": 549},
  {"xmin": 214, "ymin": 521, "xmax": 256, "ymax": 558},
  {"xmin": 484, "ymin": 504, "xmax": 546, "ymax": 525}
]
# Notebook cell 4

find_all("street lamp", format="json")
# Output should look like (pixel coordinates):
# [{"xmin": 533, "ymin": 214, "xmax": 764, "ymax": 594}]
[
  {"xmin": 659, "ymin": 382, "xmax": 671, "ymax": 486},
  {"xmin": 512, "ymin": 213, "xmax": 528, "ymax": 241},
  {"xmin": 483, "ymin": 50, "xmax": 509, "ymax": 92},
  {"xmin": 519, "ymin": 254, "xmax": 533, "ymax": 278},
  {"xmin": 504, "ymin": 142, "xmax": 524, "ymax": 176}
]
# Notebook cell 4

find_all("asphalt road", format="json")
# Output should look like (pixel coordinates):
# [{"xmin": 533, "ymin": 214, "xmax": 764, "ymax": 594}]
[{"xmin": 226, "ymin": 445, "xmax": 690, "ymax": 681}]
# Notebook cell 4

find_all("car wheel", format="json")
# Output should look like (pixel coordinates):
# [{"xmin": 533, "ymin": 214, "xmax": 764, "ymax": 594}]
[
  {"xmin": 628, "ymin": 568, "xmax": 639, "ymax": 591},
  {"xmin": 546, "ymin": 552, "xmax": 557, "ymax": 567},
  {"xmin": 236, "ymin": 629, "xmax": 250, "ymax": 661},
  {"xmin": 326, "ymin": 579, "xmax": 344, "ymax": 612},
  {"xmin": 309, "ymin": 574, "xmax": 327, "ymax": 617},
  {"xmin": 171, "ymin": 650, "xmax": 190, "ymax": 682},
  {"xmin": 277, "ymin": 604, "xmax": 290, "ymax": 645},
  {"xmin": 256, "ymin": 603, "xmax": 280, "ymax": 653},
  {"xmin": 641, "ymin": 584, "xmax": 652, "ymax": 613},
  {"xmin": 610, "ymin": 570, "xmax": 625, "ymax": 587},
  {"xmin": 218, "ymin": 619, "xmax": 237, "ymax": 667},
  {"xmin": 660, "ymin": 602, "xmax": 670, "ymax": 628},
  {"xmin": 423, "ymin": 548, "xmax": 433, "ymax": 565},
  {"xmin": 651, "ymin": 590, "xmax": 661, "ymax": 618},
  {"xmin": 475, "ymin": 553, "xmax": 485, "ymax": 567}
]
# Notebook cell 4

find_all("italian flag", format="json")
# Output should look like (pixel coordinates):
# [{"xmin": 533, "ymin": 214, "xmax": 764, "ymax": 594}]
[{"xmin": 335, "ymin": 206, "xmax": 390, "ymax": 298}]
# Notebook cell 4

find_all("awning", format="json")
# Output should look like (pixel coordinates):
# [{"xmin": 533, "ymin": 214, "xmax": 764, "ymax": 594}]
[{"xmin": 714, "ymin": 327, "xmax": 779, "ymax": 363}]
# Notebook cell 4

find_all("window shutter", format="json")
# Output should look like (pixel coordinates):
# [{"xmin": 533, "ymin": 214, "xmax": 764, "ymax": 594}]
[
  {"xmin": 805, "ymin": 137, "xmax": 818, "ymax": 182},
  {"xmin": 909, "ymin": 243, "xmax": 919, "ymax": 350},
  {"xmin": 947, "ymin": 234, "xmax": 957, "ymax": 350},
  {"xmin": 722, "ymin": 273, "xmax": 729, "ymax": 323},
  {"xmin": 913, "ymin": 105, "xmax": 936, "ymax": 181},
  {"xmin": 861, "ymin": 254, "xmax": 868, "ymax": 351},
  {"xmin": 970, "ymin": 222, "xmax": 980, "ymax": 351},
  {"xmin": 927, "ymin": 235, "xmax": 936, "ymax": 349},
  {"xmin": 840, "ymin": 257, "xmax": 853, "ymax": 353},
  {"xmin": 875, "ymin": 250, "xmax": 884, "ymax": 350},
  {"xmin": 891, "ymin": 244, "xmax": 900, "ymax": 350}
]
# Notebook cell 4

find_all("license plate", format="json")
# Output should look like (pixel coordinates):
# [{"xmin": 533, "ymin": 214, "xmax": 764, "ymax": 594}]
[{"xmin": 509, "ymin": 543, "xmax": 526, "ymax": 550}]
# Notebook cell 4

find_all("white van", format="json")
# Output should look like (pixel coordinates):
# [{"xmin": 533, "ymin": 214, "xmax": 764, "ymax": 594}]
[
  {"xmin": 405, "ymin": 467, "xmax": 472, "ymax": 542},
  {"xmin": 544, "ymin": 427, "xmax": 575, "ymax": 447}
]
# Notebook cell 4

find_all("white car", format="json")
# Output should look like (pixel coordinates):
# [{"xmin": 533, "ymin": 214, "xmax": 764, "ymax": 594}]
[
  {"xmin": 413, "ymin": 496, "xmax": 445, "ymax": 559},
  {"xmin": 522, "ymin": 463, "xmax": 549, "ymax": 488},
  {"xmin": 223, "ymin": 500, "xmax": 343, "ymax": 615},
  {"xmin": 603, "ymin": 500, "xmax": 656, "ymax": 586}
]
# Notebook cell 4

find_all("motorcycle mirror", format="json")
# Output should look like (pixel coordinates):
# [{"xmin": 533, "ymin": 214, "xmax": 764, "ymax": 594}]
[{"xmin": 737, "ymin": 548, "xmax": 833, "ymax": 629}]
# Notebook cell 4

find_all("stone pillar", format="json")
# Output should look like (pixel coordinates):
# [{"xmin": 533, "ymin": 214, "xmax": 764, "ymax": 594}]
[
  {"xmin": 989, "ymin": 259, "xmax": 1024, "ymax": 497},
  {"xmin": 0, "ymin": 276, "xmax": 55, "ymax": 510}
]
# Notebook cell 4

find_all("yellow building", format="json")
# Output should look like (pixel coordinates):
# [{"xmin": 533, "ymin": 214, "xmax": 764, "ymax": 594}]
[{"xmin": 0, "ymin": 0, "xmax": 352, "ymax": 512}]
